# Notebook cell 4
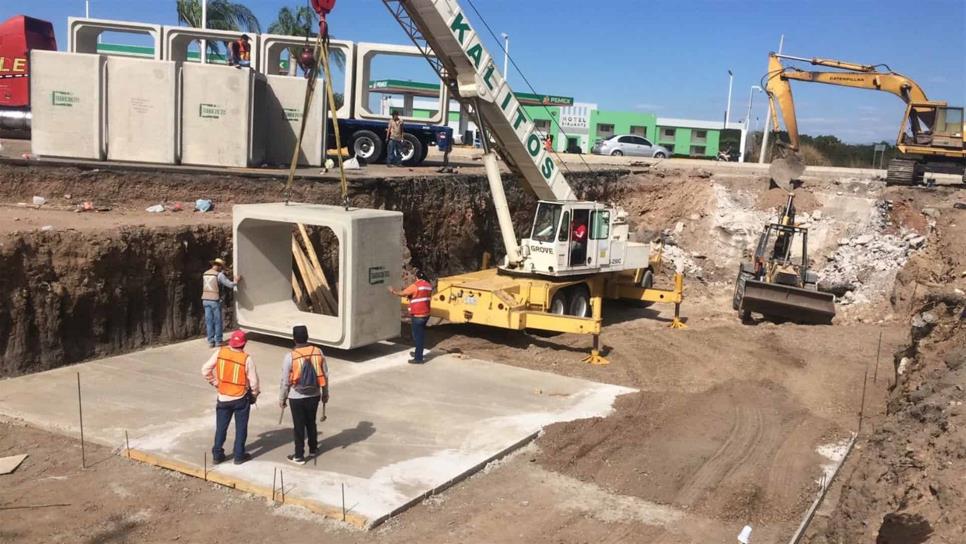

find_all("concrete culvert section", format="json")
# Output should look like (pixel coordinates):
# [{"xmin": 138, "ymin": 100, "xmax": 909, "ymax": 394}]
[{"xmin": 233, "ymin": 203, "xmax": 403, "ymax": 350}]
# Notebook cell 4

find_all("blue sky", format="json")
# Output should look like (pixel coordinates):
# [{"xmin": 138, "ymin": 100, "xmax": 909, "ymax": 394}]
[{"xmin": 4, "ymin": 0, "xmax": 964, "ymax": 143}]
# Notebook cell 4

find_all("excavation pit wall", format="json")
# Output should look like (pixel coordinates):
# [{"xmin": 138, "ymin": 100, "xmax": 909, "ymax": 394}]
[{"xmin": 0, "ymin": 163, "xmax": 627, "ymax": 376}]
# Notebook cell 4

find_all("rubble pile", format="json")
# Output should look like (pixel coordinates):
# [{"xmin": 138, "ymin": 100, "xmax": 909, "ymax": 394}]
[{"xmin": 819, "ymin": 201, "xmax": 927, "ymax": 305}]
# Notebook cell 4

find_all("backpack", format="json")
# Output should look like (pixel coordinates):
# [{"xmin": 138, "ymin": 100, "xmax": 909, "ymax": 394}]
[{"xmin": 295, "ymin": 359, "xmax": 319, "ymax": 390}]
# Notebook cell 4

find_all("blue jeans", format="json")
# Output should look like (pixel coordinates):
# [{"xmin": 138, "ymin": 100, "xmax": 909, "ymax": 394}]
[
  {"xmin": 411, "ymin": 316, "xmax": 428, "ymax": 362},
  {"xmin": 213, "ymin": 397, "xmax": 250, "ymax": 460},
  {"xmin": 387, "ymin": 138, "xmax": 402, "ymax": 165},
  {"xmin": 203, "ymin": 299, "xmax": 222, "ymax": 346}
]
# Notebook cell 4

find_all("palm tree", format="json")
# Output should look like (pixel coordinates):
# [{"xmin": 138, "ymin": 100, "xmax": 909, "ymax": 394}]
[
  {"xmin": 268, "ymin": 5, "xmax": 346, "ymax": 76},
  {"xmin": 176, "ymin": 0, "xmax": 261, "ymax": 59}
]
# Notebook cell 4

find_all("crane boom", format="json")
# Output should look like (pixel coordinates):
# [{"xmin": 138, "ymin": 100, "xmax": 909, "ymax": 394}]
[
  {"xmin": 382, "ymin": 0, "xmax": 575, "ymax": 201},
  {"xmin": 765, "ymin": 52, "xmax": 932, "ymax": 152}
]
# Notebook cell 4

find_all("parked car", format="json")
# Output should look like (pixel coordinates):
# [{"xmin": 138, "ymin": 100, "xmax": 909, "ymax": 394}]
[{"xmin": 591, "ymin": 135, "xmax": 670, "ymax": 158}]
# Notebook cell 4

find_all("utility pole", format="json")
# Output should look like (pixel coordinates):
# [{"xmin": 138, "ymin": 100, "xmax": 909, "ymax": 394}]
[
  {"xmin": 739, "ymin": 85, "xmax": 762, "ymax": 163},
  {"xmin": 725, "ymin": 69, "xmax": 734, "ymax": 126},
  {"xmin": 201, "ymin": 0, "xmax": 208, "ymax": 64},
  {"xmin": 501, "ymin": 32, "xmax": 509, "ymax": 82},
  {"xmin": 85, "ymin": 1, "xmax": 90, "ymax": 18},
  {"xmin": 760, "ymin": 34, "xmax": 784, "ymax": 163}
]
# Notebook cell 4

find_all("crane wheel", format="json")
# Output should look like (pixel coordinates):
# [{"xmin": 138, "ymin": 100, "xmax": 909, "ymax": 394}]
[
  {"xmin": 549, "ymin": 291, "xmax": 568, "ymax": 315},
  {"xmin": 568, "ymin": 285, "xmax": 591, "ymax": 317}
]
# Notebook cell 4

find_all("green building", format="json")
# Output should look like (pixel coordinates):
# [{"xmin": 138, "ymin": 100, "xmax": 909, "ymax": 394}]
[{"xmin": 373, "ymin": 79, "xmax": 746, "ymax": 158}]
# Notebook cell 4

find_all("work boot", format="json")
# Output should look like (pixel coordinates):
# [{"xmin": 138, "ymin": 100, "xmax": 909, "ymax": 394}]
[
  {"xmin": 212, "ymin": 453, "xmax": 228, "ymax": 465},
  {"xmin": 233, "ymin": 452, "xmax": 252, "ymax": 465},
  {"xmin": 407, "ymin": 358, "xmax": 424, "ymax": 365},
  {"xmin": 308, "ymin": 448, "xmax": 319, "ymax": 457},
  {"xmin": 287, "ymin": 454, "xmax": 306, "ymax": 465}
]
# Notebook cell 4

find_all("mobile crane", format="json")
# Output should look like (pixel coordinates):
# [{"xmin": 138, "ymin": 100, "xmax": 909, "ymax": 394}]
[
  {"xmin": 378, "ymin": 0, "xmax": 685, "ymax": 364},
  {"xmin": 763, "ymin": 52, "xmax": 965, "ymax": 187}
]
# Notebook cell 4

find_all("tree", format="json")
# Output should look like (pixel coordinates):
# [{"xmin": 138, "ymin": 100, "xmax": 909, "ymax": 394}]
[
  {"xmin": 268, "ymin": 6, "xmax": 316, "ymax": 75},
  {"xmin": 176, "ymin": 0, "xmax": 261, "ymax": 59},
  {"xmin": 267, "ymin": 4, "xmax": 346, "ymax": 76}
]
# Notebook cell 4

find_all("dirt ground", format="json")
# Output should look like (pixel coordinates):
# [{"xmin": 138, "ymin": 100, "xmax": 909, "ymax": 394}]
[{"xmin": 0, "ymin": 152, "xmax": 963, "ymax": 542}]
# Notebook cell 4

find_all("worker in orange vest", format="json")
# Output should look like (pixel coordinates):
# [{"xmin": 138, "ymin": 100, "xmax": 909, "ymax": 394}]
[
  {"xmin": 278, "ymin": 324, "xmax": 328, "ymax": 464},
  {"xmin": 228, "ymin": 34, "xmax": 252, "ymax": 69},
  {"xmin": 389, "ymin": 270, "xmax": 433, "ymax": 364},
  {"xmin": 202, "ymin": 330, "xmax": 260, "ymax": 464}
]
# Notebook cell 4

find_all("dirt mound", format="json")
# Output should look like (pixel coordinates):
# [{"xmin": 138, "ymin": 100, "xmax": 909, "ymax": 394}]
[
  {"xmin": 806, "ymin": 187, "xmax": 966, "ymax": 543},
  {"xmin": 537, "ymin": 379, "xmax": 840, "ymax": 524}
]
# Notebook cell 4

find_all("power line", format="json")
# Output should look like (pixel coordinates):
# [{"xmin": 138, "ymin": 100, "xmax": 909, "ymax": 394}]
[{"xmin": 465, "ymin": 0, "xmax": 601, "ymax": 181}]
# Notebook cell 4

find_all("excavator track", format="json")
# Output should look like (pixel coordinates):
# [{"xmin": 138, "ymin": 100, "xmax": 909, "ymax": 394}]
[{"xmin": 885, "ymin": 158, "xmax": 919, "ymax": 186}]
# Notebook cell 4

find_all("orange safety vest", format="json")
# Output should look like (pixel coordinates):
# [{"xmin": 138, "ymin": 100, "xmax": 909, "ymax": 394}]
[
  {"xmin": 408, "ymin": 280, "xmax": 432, "ymax": 317},
  {"xmin": 289, "ymin": 346, "xmax": 327, "ymax": 388},
  {"xmin": 235, "ymin": 39, "xmax": 251, "ymax": 62},
  {"xmin": 216, "ymin": 347, "xmax": 249, "ymax": 397}
]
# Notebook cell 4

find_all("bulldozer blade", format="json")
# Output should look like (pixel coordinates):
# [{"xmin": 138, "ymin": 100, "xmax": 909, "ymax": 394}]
[
  {"xmin": 741, "ymin": 280, "xmax": 835, "ymax": 324},
  {"xmin": 769, "ymin": 153, "xmax": 806, "ymax": 191}
]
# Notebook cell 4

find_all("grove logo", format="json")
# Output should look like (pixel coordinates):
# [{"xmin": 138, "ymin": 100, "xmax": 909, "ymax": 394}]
[
  {"xmin": 51, "ymin": 91, "xmax": 80, "ymax": 107},
  {"xmin": 199, "ymin": 103, "xmax": 226, "ymax": 119}
]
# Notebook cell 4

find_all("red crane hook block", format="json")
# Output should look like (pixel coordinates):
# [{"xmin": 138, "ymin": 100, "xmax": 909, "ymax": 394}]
[{"xmin": 311, "ymin": 0, "xmax": 336, "ymax": 37}]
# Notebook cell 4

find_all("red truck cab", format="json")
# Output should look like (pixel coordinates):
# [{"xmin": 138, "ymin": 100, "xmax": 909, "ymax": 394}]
[{"xmin": 0, "ymin": 15, "xmax": 57, "ymax": 136}]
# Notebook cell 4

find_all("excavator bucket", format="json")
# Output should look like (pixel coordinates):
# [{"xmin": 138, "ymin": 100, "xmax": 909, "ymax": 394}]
[
  {"xmin": 740, "ymin": 279, "xmax": 835, "ymax": 324},
  {"xmin": 769, "ymin": 152, "xmax": 806, "ymax": 191}
]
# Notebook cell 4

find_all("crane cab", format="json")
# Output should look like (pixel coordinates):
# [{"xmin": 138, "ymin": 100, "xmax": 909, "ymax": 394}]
[{"xmin": 515, "ymin": 201, "xmax": 649, "ymax": 277}]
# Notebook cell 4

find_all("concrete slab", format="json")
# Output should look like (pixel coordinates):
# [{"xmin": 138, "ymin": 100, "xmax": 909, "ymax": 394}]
[{"xmin": 0, "ymin": 338, "xmax": 632, "ymax": 527}]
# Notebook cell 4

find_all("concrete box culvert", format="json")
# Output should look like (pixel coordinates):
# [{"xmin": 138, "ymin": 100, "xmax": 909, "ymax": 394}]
[
  {"xmin": 264, "ymin": 75, "xmax": 324, "ymax": 167},
  {"xmin": 29, "ymin": 50, "xmax": 105, "ymax": 160},
  {"xmin": 233, "ymin": 203, "xmax": 403, "ymax": 350},
  {"xmin": 106, "ymin": 57, "xmax": 177, "ymax": 164},
  {"xmin": 180, "ymin": 64, "xmax": 265, "ymax": 167}
]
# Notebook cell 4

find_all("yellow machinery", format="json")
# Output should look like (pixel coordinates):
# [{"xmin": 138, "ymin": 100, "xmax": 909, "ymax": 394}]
[
  {"xmin": 733, "ymin": 194, "xmax": 835, "ymax": 324},
  {"xmin": 763, "ymin": 52, "xmax": 965, "ymax": 187},
  {"xmin": 382, "ymin": 0, "xmax": 685, "ymax": 364}
]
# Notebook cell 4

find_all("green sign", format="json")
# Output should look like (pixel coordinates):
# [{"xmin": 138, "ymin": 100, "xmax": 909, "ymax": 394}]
[
  {"xmin": 51, "ymin": 91, "xmax": 79, "ymax": 107},
  {"xmin": 368, "ymin": 266, "xmax": 390, "ymax": 285},
  {"xmin": 516, "ymin": 93, "xmax": 574, "ymax": 107},
  {"xmin": 199, "ymin": 103, "xmax": 226, "ymax": 119}
]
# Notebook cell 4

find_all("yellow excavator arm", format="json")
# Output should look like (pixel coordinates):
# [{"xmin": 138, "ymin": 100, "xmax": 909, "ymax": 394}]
[{"xmin": 764, "ymin": 52, "xmax": 931, "ymax": 152}]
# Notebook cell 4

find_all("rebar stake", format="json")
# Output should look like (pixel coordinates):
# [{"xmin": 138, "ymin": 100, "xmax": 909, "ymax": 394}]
[
  {"xmin": 76, "ymin": 372, "xmax": 86, "ymax": 469},
  {"xmin": 873, "ymin": 330, "xmax": 883, "ymax": 383}
]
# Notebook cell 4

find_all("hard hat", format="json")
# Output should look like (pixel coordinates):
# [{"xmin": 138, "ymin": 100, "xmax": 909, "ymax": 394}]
[
  {"xmin": 228, "ymin": 330, "xmax": 248, "ymax": 349},
  {"xmin": 211, "ymin": 258, "xmax": 226, "ymax": 266}
]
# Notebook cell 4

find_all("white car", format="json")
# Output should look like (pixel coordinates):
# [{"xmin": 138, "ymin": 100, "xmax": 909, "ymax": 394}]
[{"xmin": 592, "ymin": 135, "xmax": 670, "ymax": 158}]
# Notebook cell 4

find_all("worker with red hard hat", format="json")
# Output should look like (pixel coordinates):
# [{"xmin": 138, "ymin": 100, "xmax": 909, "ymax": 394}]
[{"xmin": 202, "ymin": 330, "xmax": 260, "ymax": 465}]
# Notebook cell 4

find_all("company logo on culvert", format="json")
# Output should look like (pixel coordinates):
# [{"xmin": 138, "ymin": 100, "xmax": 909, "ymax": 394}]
[
  {"xmin": 368, "ymin": 266, "xmax": 390, "ymax": 285},
  {"xmin": 51, "ymin": 91, "xmax": 79, "ymax": 107},
  {"xmin": 283, "ymin": 108, "xmax": 302, "ymax": 122},
  {"xmin": 199, "ymin": 103, "xmax": 226, "ymax": 119}
]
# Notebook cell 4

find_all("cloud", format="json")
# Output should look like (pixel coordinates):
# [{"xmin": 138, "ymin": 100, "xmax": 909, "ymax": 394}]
[{"xmin": 633, "ymin": 103, "xmax": 663, "ymax": 111}]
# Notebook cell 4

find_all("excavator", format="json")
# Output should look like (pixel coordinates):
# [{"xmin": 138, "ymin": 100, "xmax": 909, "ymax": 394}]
[
  {"xmin": 376, "ymin": 0, "xmax": 686, "ymax": 364},
  {"xmin": 733, "ymin": 193, "xmax": 835, "ymax": 324},
  {"xmin": 762, "ymin": 52, "xmax": 965, "ymax": 188}
]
